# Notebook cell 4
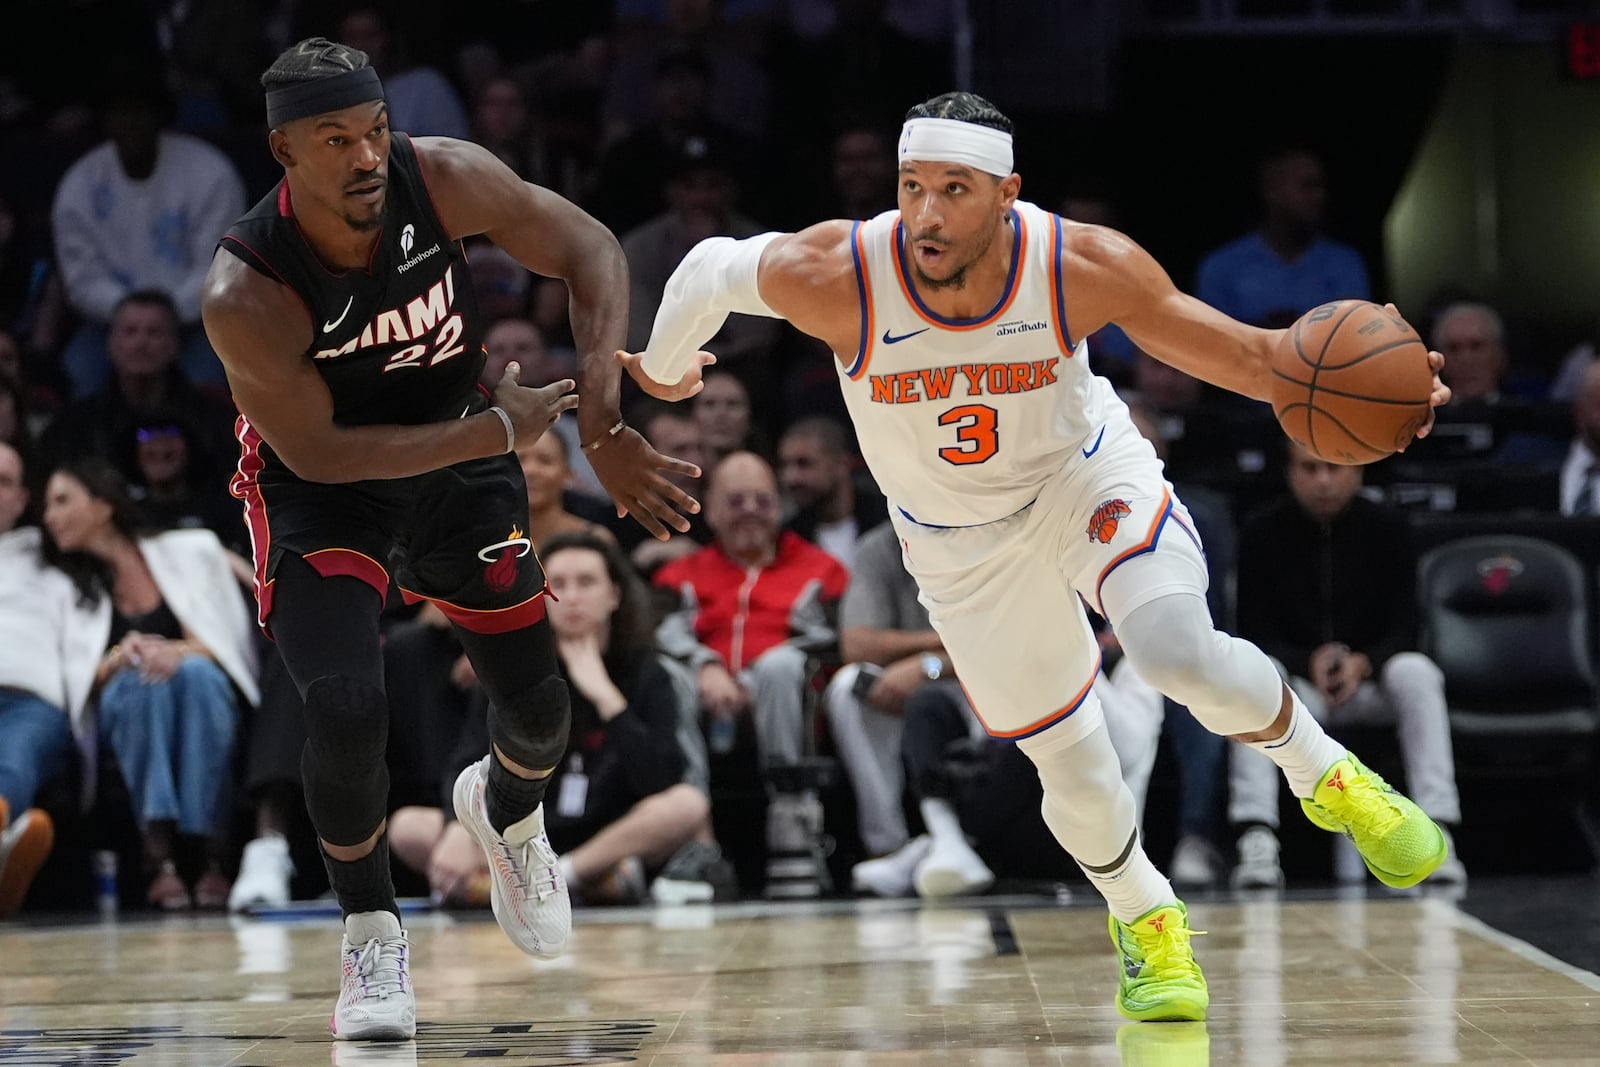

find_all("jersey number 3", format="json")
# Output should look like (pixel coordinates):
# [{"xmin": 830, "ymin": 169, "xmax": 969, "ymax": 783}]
[{"xmin": 937, "ymin": 404, "xmax": 998, "ymax": 465}]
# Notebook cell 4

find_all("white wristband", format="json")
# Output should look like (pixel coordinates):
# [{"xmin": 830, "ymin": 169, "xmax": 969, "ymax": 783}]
[{"xmin": 488, "ymin": 405, "xmax": 515, "ymax": 454}]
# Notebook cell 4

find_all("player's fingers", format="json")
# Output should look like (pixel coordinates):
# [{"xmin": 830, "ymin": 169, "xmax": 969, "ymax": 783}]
[
  {"xmin": 630, "ymin": 503, "xmax": 672, "ymax": 540},
  {"xmin": 1426, "ymin": 349, "xmax": 1445, "ymax": 371},
  {"xmin": 655, "ymin": 453, "xmax": 703, "ymax": 479},
  {"xmin": 554, "ymin": 393, "xmax": 581, "ymax": 414},
  {"xmin": 636, "ymin": 492, "xmax": 693, "ymax": 533},
  {"xmin": 503, "ymin": 361, "xmax": 521, "ymax": 385},
  {"xmin": 696, "ymin": 351, "xmax": 718, "ymax": 368},
  {"xmin": 651, "ymin": 476, "xmax": 701, "ymax": 514}
]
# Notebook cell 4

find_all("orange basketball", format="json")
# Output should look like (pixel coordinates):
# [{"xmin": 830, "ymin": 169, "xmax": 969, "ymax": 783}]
[{"xmin": 1269, "ymin": 299, "xmax": 1434, "ymax": 465}]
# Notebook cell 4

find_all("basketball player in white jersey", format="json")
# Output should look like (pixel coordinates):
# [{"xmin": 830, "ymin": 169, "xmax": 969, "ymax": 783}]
[{"xmin": 619, "ymin": 92, "xmax": 1453, "ymax": 1023}]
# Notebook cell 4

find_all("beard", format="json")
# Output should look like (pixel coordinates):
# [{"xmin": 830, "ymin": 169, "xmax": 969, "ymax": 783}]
[
  {"xmin": 341, "ymin": 209, "xmax": 384, "ymax": 233},
  {"xmin": 910, "ymin": 221, "xmax": 1001, "ymax": 292}
]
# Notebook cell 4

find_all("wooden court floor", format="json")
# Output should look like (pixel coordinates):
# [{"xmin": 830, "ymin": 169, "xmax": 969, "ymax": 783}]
[{"xmin": 2, "ymin": 891, "xmax": 1598, "ymax": 1065}]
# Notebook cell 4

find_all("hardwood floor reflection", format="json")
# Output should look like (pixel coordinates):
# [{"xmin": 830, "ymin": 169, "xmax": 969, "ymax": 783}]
[{"xmin": 1, "ymin": 892, "xmax": 1597, "ymax": 1065}]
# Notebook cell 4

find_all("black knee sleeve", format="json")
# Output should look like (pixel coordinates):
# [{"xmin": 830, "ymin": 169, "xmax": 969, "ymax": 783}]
[
  {"xmin": 301, "ymin": 675, "xmax": 390, "ymax": 847},
  {"xmin": 488, "ymin": 674, "xmax": 571, "ymax": 771}
]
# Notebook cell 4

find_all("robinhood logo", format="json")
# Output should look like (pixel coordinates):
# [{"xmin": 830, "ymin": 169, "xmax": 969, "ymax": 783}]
[{"xmin": 396, "ymin": 223, "xmax": 440, "ymax": 273}]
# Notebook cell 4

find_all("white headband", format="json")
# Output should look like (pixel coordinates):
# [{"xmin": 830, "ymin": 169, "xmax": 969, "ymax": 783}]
[{"xmin": 898, "ymin": 117, "xmax": 1014, "ymax": 177}]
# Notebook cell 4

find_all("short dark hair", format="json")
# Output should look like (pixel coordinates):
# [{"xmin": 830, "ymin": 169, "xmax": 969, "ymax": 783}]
[
  {"xmin": 627, "ymin": 397, "xmax": 694, "ymax": 442},
  {"xmin": 904, "ymin": 92, "xmax": 1014, "ymax": 137},
  {"xmin": 261, "ymin": 37, "xmax": 372, "ymax": 91},
  {"xmin": 113, "ymin": 288, "xmax": 181, "ymax": 330},
  {"xmin": 781, "ymin": 416, "xmax": 849, "ymax": 457}
]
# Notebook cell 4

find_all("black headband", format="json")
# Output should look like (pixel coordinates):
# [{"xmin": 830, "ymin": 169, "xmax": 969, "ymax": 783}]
[{"xmin": 266, "ymin": 67, "xmax": 384, "ymax": 127}]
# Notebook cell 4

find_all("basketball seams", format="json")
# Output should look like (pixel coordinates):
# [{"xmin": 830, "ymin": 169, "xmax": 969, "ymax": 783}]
[
  {"xmin": 1273, "ymin": 299, "xmax": 1432, "ymax": 465},
  {"xmin": 1307, "ymin": 406, "xmax": 1388, "ymax": 461},
  {"xmin": 1276, "ymin": 402, "xmax": 1388, "ymax": 462},
  {"xmin": 1302, "ymin": 302, "xmax": 1362, "ymax": 461},
  {"xmin": 1268, "ymin": 368, "xmax": 1429, "ymax": 406},
  {"xmin": 1314, "ymin": 334, "xmax": 1424, "ymax": 372}
]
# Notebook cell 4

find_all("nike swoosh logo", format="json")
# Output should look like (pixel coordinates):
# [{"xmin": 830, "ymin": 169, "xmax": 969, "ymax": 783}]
[
  {"xmin": 1081, "ymin": 425, "xmax": 1106, "ymax": 459},
  {"xmin": 323, "ymin": 296, "xmax": 354, "ymax": 333},
  {"xmin": 882, "ymin": 327, "xmax": 931, "ymax": 345}
]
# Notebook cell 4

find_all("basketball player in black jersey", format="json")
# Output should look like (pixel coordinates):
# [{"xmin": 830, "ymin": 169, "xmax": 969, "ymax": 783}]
[{"xmin": 201, "ymin": 38, "xmax": 701, "ymax": 1041}]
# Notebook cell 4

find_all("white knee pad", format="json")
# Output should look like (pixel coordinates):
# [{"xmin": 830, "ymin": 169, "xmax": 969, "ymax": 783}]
[
  {"xmin": 1114, "ymin": 592, "xmax": 1282, "ymax": 735},
  {"xmin": 1018, "ymin": 718, "xmax": 1139, "ymax": 869}
]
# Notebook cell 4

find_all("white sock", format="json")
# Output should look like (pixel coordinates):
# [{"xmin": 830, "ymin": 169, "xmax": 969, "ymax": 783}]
[
  {"xmin": 1247, "ymin": 697, "xmax": 1346, "ymax": 799},
  {"xmin": 1076, "ymin": 832, "xmax": 1177, "ymax": 925},
  {"xmin": 919, "ymin": 798, "xmax": 966, "ymax": 844},
  {"xmin": 558, "ymin": 854, "xmax": 577, "ymax": 889}
]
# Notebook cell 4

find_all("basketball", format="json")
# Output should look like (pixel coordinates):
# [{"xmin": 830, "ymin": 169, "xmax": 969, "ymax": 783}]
[{"xmin": 1269, "ymin": 299, "xmax": 1434, "ymax": 465}]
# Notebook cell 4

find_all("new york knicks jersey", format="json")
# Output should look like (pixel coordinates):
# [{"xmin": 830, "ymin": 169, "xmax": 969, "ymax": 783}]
[{"xmin": 835, "ymin": 200, "xmax": 1121, "ymax": 528}]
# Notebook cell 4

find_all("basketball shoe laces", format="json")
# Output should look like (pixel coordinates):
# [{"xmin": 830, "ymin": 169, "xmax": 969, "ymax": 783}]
[
  {"xmin": 1323, "ymin": 768, "xmax": 1406, "ymax": 841},
  {"xmin": 494, "ymin": 832, "xmax": 560, "ymax": 901},
  {"xmin": 1130, "ymin": 918, "xmax": 1205, "ymax": 982},
  {"xmin": 349, "ymin": 935, "xmax": 408, "ymax": 1000}
]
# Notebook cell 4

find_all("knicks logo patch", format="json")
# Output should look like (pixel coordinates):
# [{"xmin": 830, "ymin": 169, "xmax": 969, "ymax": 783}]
[
  {"xmin": 1086, "ymin": 499, "xmax": 1132, "ymax": 545},
  {"xmin": 478, "ymin": 524, "xmax": 533, "ymax": 593}
]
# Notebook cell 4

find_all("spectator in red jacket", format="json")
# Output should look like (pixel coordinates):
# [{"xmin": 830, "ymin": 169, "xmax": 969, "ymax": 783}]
[{"xmin": 653, "ymin": 451, "xmax": 848, "ymax": 771}]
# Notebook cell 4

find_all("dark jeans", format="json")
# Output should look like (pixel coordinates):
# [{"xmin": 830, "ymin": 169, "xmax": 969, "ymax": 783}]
[
  {"xmin": 0, "ymin": 689, "xmax": 73, "ymax": 811},
  {"xmin": 1163, "ymin": 699, "xmax": 1225, "ymax": 842}
]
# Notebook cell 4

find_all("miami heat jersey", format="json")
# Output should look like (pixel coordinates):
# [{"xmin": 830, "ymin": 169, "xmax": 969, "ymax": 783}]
[
  {"xmin": 836, "ymin": 200, "xmax": 1120, "ymax": 527},
  {"xmin": 219, "ymin": 133, "xmax": 485, "ymax": 474}
]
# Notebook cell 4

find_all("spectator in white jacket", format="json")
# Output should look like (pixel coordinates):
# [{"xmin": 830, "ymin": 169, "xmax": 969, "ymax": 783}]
[
  {"xmin": 0, "ymin": 442, "xmax": 97, "ymax": 916},
  {"xmin": 49, "ymin": 76, "xmax": 244, "ymax": 398},
  {"xmin": 42, "ymin": 458, "xmax": 258, "ymax": 911}
]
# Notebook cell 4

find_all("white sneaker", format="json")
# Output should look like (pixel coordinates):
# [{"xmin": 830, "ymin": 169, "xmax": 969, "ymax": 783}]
[
  {"xmin": 1231, "ymin": 825, "xmax": 1285, "ymax": 890},
  {"xmin": 453, "ymin": 756, "xmax": 570, "ymax": 959},
  {"xmin": 1170, "ymin": 835, "xmax": 1221, "ymax": 889},
  {"xmin": 332, "ymin": 911, "xmax": 415, "ymax": 1041},
  {"xmin": 229, "ymin": 834, "xmax": 294, "ymax": 913},
  {"xmin": 914, "ymin": 834, "xmax": 994, "ymax": 899},
  {"xmin": 851, "ymin": 835, "xmax": 933, "ymax": 898}
]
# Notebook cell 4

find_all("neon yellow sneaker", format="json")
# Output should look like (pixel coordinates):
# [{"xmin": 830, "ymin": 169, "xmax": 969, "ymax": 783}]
[
  {"xmin": 1300, "ymin": 754, "xmax": 1446, "ymax": 889},
  {"xmin": 1108, "ymin": 901, "xmax": 1208, "ymax": 1022}
]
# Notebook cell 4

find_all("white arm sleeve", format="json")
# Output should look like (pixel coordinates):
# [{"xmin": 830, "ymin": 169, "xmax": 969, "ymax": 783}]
[{"xmin": 639, "ymin": 232, "xmax": 783, "ymax": 386}]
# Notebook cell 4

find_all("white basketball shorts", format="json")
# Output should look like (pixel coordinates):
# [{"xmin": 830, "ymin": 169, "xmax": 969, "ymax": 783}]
[{"xmin": 890, "ymin": 414, "xmax": 1209, "ymax": 742}]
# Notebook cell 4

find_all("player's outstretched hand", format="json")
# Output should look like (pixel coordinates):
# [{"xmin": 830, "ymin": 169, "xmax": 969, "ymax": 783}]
[
  {"xmin": 616, "ymin": 349, "xmax": 716, "ymax": 402},
  {"xmin": 1384, "ymin": 303, "xmax": 1450, "ymax": 440},
  {"xmin": 587, "ymin": 423, "xmax": 703, "ymax": 541},
  {"xmin": 492, "ymin": 362, "xmax": 579, "ymax": 441}
]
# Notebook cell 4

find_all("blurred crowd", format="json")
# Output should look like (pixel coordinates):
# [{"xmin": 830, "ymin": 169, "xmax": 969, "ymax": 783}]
[{"xmin": 1, "ymin": 1, "xmax": 1595, "ymax": 918}]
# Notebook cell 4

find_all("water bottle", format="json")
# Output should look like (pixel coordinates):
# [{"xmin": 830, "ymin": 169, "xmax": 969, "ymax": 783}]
[
  {"xmin": 94, "ymin": 850, "xmax": 119, "ymax": 919},
  {"xmin": 709, "ymin": 715, "xmax": 737, "ymax": 755}
]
